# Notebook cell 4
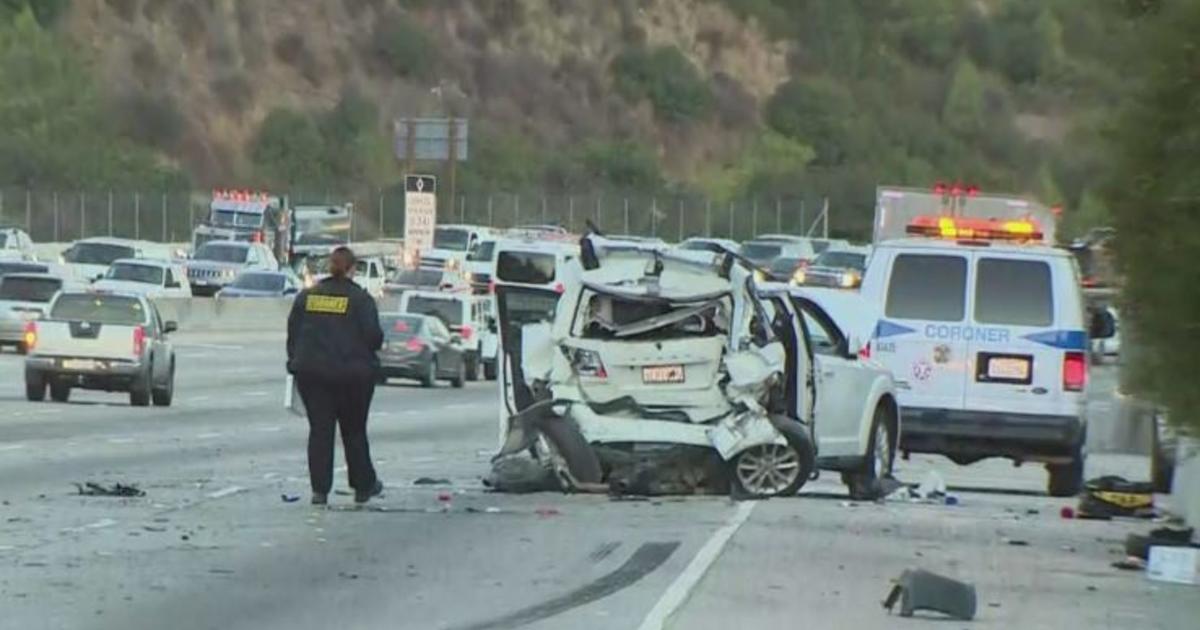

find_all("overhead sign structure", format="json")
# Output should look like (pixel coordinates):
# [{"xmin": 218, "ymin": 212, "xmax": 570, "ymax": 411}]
[
  {"xmin": 404, "ymin": 175, "xmax": 437, "ymax": 256},
  {"xmin": 393, "ymin": 118, "xmax": 469, "ymax": 162}
]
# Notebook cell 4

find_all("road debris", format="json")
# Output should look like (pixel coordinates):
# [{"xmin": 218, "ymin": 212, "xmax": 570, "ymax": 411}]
[
  {"xmin": 1147, "ymin": 546, "xmax": 1200, "ymax": 585},
  {"xmin": 1078, "ymin": 476, "xmax": 1155, "ymax": 519},
  {"xmin": 1124, "ymin": 526, "xmax": 1194, "ymax": 560},
  {"xmin": 280, "ymin": 494, "xmax": 300, "ymax": 503},
  {"xmin": 882, "ymin": 569, "xmax": 977, "ymax": 621},
  {"xmin": 885, "ymin": 471, "xmax": 959, "ymax": 505},
  {"xmin": 413, "ymin": 477, "xmax": 452, "ymax": 486},
  {"xmin": 1112, "ymin": 556, "xmax": 1146, "ymax": 571},
  {"xmin": 1004, "ymin": 538, "xmax": 1030, "ymax": 547},
  {"xmin": 484, "ymin": 456, "xmax": 560, "ymax": 493},
  {"xmin": 73, "ymin": 482, "xmax": 145, "ymax": 497}
]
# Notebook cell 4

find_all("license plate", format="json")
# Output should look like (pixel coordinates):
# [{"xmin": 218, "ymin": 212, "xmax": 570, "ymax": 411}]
[
  {"xmin": 62, "ymin": 359, "xmax": 99, "ymax": 371},
  {"xmin": 987, "ymin": 357, "xmax": 1030, "ymax": 380},
  {"xmin": 642, "ymin": 364, "xmax": 685, "ymax": 384}
]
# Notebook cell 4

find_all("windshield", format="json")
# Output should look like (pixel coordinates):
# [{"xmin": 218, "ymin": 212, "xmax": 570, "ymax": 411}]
[
  {"xmin": 769, "ymin": 257, "xmax": 804, "ymax": 274},
  {"xmin": 0, "ymin": 262, "xmax": 48, "ymax": 276},
  {"xmin": 0, "ymin": 277, "xmax": 60, "ymax": 302},
  {"xmin": 810, "ymin": 240, "xmax": 831, "ymax": 255},
  {"xmin": 212, "ymin": 209, "xmax": 264, "ymax": 228},
  {"xmin": 814, "ymin": 251, "xmax": 866, "ymax": 270},
  {"xmin": 104, "ymin": 263, "xmax": 164, "ymax": 285},
  {"xmin": 50, "ymin": 293, "xmax": 146, "ymax": 325},
  {"xmin": 64, "ymin": 243, "xmax": 136, "ymax": 265},
  {"xmin": 496, "ymin": 251, "xmax": 556, "ymax": 284},
  {"xmin": 389, "ymin": 268, "xmax": 443, "ymax": 286},
  {"xmin": 467, "ymin": 240, "xmax": 496, "ymax": 262},
  {"xmin": 741, "ymin": 242, "xmax": 782, "ymax": 262},
  {"xmin": 0, "ymin": 233, "xmax": 7, "ymax": 247},
  {"xmin": 381, "ymin": 314, "xmax": 424, "ymax": 338},
  {"xmin": 232, "ymin": 272, "xmax": 285, "ymax": 291},
  {"xmin": 195, "ymin": 243, "xmax": 249, "ymax": 263},
  {"xmin": 404, "ymin": 296, "xmax": 464, "ymax": 326},
  {"xmin": 434, "ymin": 227, "xmax": 471, "ymax": 251}
]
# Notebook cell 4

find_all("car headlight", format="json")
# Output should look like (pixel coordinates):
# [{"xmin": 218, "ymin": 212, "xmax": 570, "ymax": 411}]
[
  {"xmin": 754, "ymin": 269, "xmax": 766, "ymax": 282},
  {"xmin": 791, "ymin": 269, "xmax": 806, "ymax": 285},
  {"xmin": 839, "ymin": 271, "xmax": 861, "ymax": 288}
]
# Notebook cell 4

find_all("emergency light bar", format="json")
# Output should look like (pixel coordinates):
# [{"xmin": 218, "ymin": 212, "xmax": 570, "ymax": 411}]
[
  {"xmin": 906, "ymin": 216, "xmax": 1043, "ymax": 242},
  {"xmin": 212, "ymin": 190, "xmax": 271, "ymax": 203}
]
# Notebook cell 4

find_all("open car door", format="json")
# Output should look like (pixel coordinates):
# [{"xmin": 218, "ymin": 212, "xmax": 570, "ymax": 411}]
[{"xmin": 494, "ymin": 284, "xmax": 563, "ymax": 448}]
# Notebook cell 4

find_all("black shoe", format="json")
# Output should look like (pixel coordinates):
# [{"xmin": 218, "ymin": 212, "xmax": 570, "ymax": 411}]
[
  {"xmin": 354, "ymin": 480, "xmax": 384, "ymax": 504},
  {"xmin": 311, "ymin": 493, "xmax": 328, "ymax": 506}
]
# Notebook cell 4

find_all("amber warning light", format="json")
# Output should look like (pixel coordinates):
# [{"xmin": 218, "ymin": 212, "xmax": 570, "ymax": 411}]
[{"xmin": 906, "ymin": 216, "xmax": 1043, "ymax": 242}]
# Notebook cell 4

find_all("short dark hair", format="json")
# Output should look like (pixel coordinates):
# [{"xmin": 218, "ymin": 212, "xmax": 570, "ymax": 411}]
[{"xmin": 329, "ymin": 246, "xmax": 356, "ymax": 278}]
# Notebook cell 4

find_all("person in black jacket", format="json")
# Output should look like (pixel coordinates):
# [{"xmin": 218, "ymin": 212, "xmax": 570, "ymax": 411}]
[{"xmin": 287, "ymin": 246, "xmax": 385, "ymax": 505}]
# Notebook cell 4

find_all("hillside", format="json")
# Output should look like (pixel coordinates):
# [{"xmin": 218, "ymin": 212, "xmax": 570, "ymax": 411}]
[{"xmin": 0, "ymin": 0, "xmax": 1133, "ymax": 236}]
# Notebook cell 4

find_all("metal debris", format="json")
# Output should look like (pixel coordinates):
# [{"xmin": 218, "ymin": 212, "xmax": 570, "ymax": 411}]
[
  {"xmin": 883, "ymin": 569, "xmax": 977, "ymax": 621},
  {"xmin": 73, "ymin": 482, "xmax": 145, "ymax": 497}
]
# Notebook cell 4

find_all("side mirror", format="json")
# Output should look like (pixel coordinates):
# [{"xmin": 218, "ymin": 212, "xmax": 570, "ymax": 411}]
[
  {"xmin": 163, "ymin": 321, "xmax": 179, "ymax": 334},
  {"xmin": 844, "ymin": 335, "xmax": 865, "ymax": 360},
  {"xmin": 1090, "ymin": 308, "xmax": 1116, "ymax": 340}
]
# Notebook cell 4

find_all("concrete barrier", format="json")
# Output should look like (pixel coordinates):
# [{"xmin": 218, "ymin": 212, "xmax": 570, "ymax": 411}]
[
  {"xmin": 155, "ymin": 297, "xmax": 294, "ymax": 333},
  {"xmin": 1169, "ymin": 438, "xmax": 1200, "ymax": 527}
]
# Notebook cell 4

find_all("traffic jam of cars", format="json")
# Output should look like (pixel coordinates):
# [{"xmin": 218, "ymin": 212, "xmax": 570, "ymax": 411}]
[{"xmin": 2, "ymin": 185, "xmax": 1120, "ymax": 503}]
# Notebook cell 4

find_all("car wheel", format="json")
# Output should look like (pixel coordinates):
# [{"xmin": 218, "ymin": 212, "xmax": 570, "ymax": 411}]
[
  {"xmin": 130, "ymin": 369, "xmax": 151, "ymax": 407},
  {"xmin": 731, "ymin": 439, "xmax": 814, "ymax": 498},
  {"xmin": 536, "ymin": 417, "xmax": 603, "ymax": 490},
  {"xmin": 49, "ymin": 382, "xmax": 71, "ymax": 403},
  {"xmin": 844, "ymin": 404, "xmax": 896, "ymax": 500},
  {"xmin": 152, "ymin": 363, "xmax": 175, "ymax": 407},
  {"xmin": 483, "ymin": 360, "xmax": 497, "ymax": 381},
  {"xmin": 25, "ymin": 375, "xmax": 46, "ymax": 402},
  {"xmin": 420, "ymin": 359, "xmax": 437, "ymax": 388},
  {"xmin": 450, "ymin": 360, "xmax": 466, "ymax": 389},
  {"xmin": 1047, "ymin": 437, "xmax": 1085, "ymax": 498},
  {"xmin": 465, "ymin": 353, "xmax": 480, "ymax": 382}
]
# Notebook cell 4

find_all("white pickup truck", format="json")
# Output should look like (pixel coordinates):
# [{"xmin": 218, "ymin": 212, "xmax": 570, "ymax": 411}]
[{"xmin": 24, "ymin": 291, "xmax": 177, "ymax": 406}]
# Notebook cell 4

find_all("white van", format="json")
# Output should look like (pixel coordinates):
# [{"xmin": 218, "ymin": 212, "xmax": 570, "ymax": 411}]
[
  {"xmin": 858, "ymin": 216, "xmax": 1113, "ymax": 496},
  {"xmin": 60, "ymin": 238, "xmax": 174, "ymax": 282}
]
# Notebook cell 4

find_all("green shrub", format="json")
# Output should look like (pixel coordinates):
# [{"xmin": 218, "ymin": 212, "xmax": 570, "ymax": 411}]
[
  {"xmin": 611, "ymin": 45, "xmax": 712, "ymax": 122},
  {"xmin": 764, "ymin": 77, "xmax": 854, "ymax": 166},
  {"xmin": 250, "ymin": 109, "xmax": 328, "ymax": 189},
  {"xmin": 371, "ymin": 12, "xmax": 436, "ymax": 79}
]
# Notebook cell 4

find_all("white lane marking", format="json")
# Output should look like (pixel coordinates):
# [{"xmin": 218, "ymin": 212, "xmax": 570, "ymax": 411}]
[
  {"xmin": 244, "ymin": 391, "xmax": 269, "ymax": 397},
  {"xmin": 177, "ymin": 343, "xmax": 245, "ymax": 351},
  {"xmin": 255, "ymin": 426, "xmax": 283, "ymax": 433},
  {"xmin": 206, "ymin": 486, "xmax": 243, "ymax": 499},
  {"xmin": 62, "ymin": 518, "xmax": 118, "ymax": 534},
  {"xmin": 186, "ymin": 396, "xmax": 212, "ymax": 403},
  {"xmin": 0, "ymin": 444, "xmax": 26, "ymax": 452},
  {"xmin": 196, "ymin": 432, "xmax": 223, "ymax": 439},
  {"xmin": 637, "ymin": 501, "xmax": 757, "ymax": 630},
  {"xmin": 107, "ymin": 437, "xmax": 136, "ymax": 444}
]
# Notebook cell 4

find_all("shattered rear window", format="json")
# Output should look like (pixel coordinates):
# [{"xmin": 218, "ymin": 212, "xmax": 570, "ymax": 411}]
[{"xmin": 579, "ymin": 293, "xmax": 731, "ymax": 341}]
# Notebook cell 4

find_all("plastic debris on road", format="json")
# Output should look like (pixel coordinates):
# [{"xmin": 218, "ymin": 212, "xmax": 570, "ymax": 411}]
[
  {"xmin": 884, "ymin": 471, "xmax": 958, "ymax": 505},
  {"xmin": 73, "ymin": 482, "xmax": 145, "ymax": 497},
  {"xmin": 413, "ymin": 477, "xmax": 452, "ymax": 486},
  {"xmin": 883, "ymin": 568, "xmax": 977, "ymax": 621},
  {"xmin": 280, "ymin": 494, "xmax": 300, "ymax": 503}
]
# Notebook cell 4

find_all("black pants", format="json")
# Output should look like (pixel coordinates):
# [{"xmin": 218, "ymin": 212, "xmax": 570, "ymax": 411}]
[{"xmin": 296, "ymin": 375, "xmax": 378, "ymax": 495}]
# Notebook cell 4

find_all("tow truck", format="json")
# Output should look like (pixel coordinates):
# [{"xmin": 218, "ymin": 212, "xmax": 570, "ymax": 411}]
[{"xmin": 191, "ymin": 190, "xmax": 292, "ymax": 265}]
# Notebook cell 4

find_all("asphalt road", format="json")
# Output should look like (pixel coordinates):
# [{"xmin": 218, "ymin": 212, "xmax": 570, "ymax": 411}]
[{"xmin": 1, "ymin": 332, "xmax": 1196, "ymax": 629}]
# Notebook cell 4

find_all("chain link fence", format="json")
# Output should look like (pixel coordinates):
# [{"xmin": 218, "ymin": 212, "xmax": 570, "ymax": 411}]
[{"xmin": 0, "ymin": 189, "xmax": 837, "ymax": 245}]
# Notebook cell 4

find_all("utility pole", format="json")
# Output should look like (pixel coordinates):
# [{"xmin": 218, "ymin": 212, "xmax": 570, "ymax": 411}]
[{"xmin": 447, "ymin": 118, "xmax": 458, "ymax": 216}]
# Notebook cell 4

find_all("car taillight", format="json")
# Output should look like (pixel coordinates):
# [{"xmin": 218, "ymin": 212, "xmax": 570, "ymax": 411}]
[
  {"xmin": 554, "ymin": 282, "xmax": 565, "ymax": 294},
  {"xmin": 405, "ymin": 337, "xmax": 425, "ymax": 352},
  {"xmin": 1063, "ymin": 352, "xmax": 1086, "ymax": 391},
  {"xmin": 460, "ymin": 324, "xmax": 474, "ymax": 341},
  {"xmin": 22, "ymin": 321, "xmax": 36, "ymax": 351},
  {"xmin": 133, "ymin": 325, "xmax": 146, "ymax": 356},
  {"xmin": 858, "ymin": 341, "xmax": 871, "ymax": 360},
  {"xmin": 251, "ymin": 231, "xmax": 263, "ymax": 243}
]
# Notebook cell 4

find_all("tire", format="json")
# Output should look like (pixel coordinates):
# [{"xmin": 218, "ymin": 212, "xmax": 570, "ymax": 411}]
[
  {"xmin": 450, "ymin": 360, "xmax": 466, "ymax": 389},
  {"xmin": 25, "ymin": 374, "xmax": 45, "ymax": 402},
  {"xmin": 420, "ymin": 359, "xmax": 437, "ymax": 388},
  {"xmin": 730, "ymin": 421, "xmax": 816, "ymax": 498},
  {"xmin": 49, "ymin": 382, "xmax": 71, "ymax": 403},
  {"xmin": 465, "ymin": 353, "xmax": 480, "ymax": 382},
  {"xmin": 1047, "ymin": 437, "xmax": 1085, "ymax": 497},
  {"xmin": 152, "ymin": 363, "xmax": 175, "ymax": 407},
  {"xmin": 537, "ymin": 417, "xmax": 603, "ymax": 489},
  {"xmin": 483, "ymin": 360, "xmax": 497, "ymax": 381},
  {"xmin": 844, "ymin": 403, "xmax": 896, "ymax": 500},
  {"xmin": 130, "ymin": 369, "xmax": 151, "ymax": 407}
]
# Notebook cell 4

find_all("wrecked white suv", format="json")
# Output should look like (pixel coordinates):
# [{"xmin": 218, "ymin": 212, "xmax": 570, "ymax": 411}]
[{"xmin": 493, "ymin": 236, "xmax": 899, "ymax": 498}]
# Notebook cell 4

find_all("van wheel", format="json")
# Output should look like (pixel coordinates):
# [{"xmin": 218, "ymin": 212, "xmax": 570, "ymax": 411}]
[
  {"xmin": 130, "ymin": 369, "xmax": 151, "ymax": 407},
  {"xmin": 420, "ymin": 360, "xmax": 437, "ymax": 388},
  {"xmin": 844, "ymin": 404, "xmax": 896, "ymax": 500},
  {"xmin": 450, "ymin": 360, "xmax": 466, "ymax": 389},
  {"xmin": 536, "ymin": 418, "xmax": 603, "ymax": 490},
  {"xmin": 152, "ymin": 364, "xmax": 175, "ymax": 407},
  {"xmin": 25, "ymin": 375, "xmax": 46, "ymax": 402},
  {"xmin": 49, "ymin": 382, "xmax": 71, "ymax": 403},
  {"xmin": 1047, "ymin": 442, "xmax": 1085, "ymax": 497},
  {"xmin": 484, "ymin": 360, "xmax": 497, "ymax": 381},
  {"xmin": 465, "ymin": 353, "xmax": 480, "ymax": 382}
]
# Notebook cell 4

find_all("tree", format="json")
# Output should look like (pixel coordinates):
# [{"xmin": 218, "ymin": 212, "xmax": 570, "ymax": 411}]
[
  {"xmin": 1104, "ymin": 1, "xmax": 1200, "ymax": 432},
  {"xmin": 611, "ymin": 45, "xmax": 712, "ymax": 122},
  {"xmin": 942, "ymin": 58, "xmax": 984, "ymax": 135},
  {"xmin": 764, "ymin": 77, "xmax": 854, "ymax": 166},
  {"xmin": 250, "ymin": 109, "xmax": 328, "ymax": 190}
]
